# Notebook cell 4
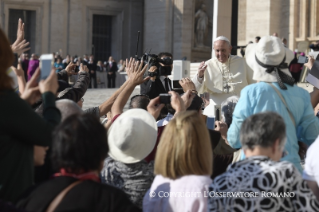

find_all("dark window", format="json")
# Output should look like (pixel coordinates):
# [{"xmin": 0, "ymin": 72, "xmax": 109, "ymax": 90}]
[
  {"xmin": 92, "ymin": 15, "xmax": 112, "ymax": 61},
  {"xmin": 8, "ymin": 9, "xmax": 36, "ymax": 55}
]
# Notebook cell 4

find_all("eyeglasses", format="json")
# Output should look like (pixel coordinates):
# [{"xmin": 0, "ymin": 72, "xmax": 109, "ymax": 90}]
[
  {"xmin": 130, "ymin": 94, "xmax": 150, "ymax": 101},
  {"xmin": 81, "ymin": 98, "xmax": 84, "ymax": 102}
]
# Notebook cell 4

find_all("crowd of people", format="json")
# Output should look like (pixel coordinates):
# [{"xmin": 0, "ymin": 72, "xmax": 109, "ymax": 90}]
[
  {"xmin": 19, "ymin": 51, "xmax": 126, "ymax": 89},
  {"xmin": 2, "ymin": 18, "xmax": 319, "ymax": 212}
]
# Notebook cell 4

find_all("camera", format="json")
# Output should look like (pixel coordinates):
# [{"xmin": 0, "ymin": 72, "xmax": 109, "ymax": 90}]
[{"xmin": 137, "ymin": 53, "xmax": 173, "ymax": 77}]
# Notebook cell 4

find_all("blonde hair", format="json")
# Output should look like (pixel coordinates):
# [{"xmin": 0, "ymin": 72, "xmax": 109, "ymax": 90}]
[
  {"xmin": 155, "ymin": 111, "xmax": 212, "ymax": 179},
  {"xmin": 0, "ymin": 28, "xmax": 14, "ymax": 91}
]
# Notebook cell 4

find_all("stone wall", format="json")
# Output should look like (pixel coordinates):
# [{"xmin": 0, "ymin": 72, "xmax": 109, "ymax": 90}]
[{"xmin": 0, "ymin": 0, "xmax": 144, "ymax": 61}]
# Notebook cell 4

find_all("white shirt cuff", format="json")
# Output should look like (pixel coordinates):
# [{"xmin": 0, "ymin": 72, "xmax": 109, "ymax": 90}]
[{"xmin": 197, "ymin": 75, "xmax": 204, "ymax": 83}]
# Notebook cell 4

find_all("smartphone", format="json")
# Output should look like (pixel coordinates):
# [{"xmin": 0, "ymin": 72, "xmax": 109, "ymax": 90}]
[
  {"xmin": 159, "ymin": 93, "xmax": 171, "ymax": 104},
  {"xmin": 172, "ymin": 80, "xmax": 183, "ymax": 89},
  {"xmin": 298, "ymin": 56, "xmax": 308, "ymax": 64},
  {"xmin": 215, "ymin": 107, "xmax": 220, "ymax": 121},
  {"xmin": 39, "ymin": 54, "xmax": 53, "ymax": 80},
  {"xmin": 74, "ymin": 66, "xmax": 80, "ymax": 73},
  {"xmin": 12, "ymin": 53, "xmax": 18, "ymax": 68}
]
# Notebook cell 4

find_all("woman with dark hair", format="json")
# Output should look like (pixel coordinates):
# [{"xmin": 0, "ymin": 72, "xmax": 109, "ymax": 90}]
[
  {"xmin": 17, "ymin": 114, "xmax": 140, "ymax": 212},
  {"xmin": 0, "ymin": 22, "xmax": 61, "ymax": 202}
]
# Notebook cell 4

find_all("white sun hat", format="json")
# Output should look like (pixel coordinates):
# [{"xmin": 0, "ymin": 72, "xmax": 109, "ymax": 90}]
[
  {"xmin": 107, "ymin": 108, "xmax": 157, "ymax": 164},
  {"xmin": 245, "ymin": 35, "xmax": 295, "ymax": 89}
]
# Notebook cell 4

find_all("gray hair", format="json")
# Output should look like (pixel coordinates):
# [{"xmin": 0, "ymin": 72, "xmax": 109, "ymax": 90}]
[
  {"xmin": 214, "ymin": 36, "xmax": 231, "ymax": 46},
  {"xmin": 221, "ymin": 95, "xmax": 239, "ymax": 127},
  {"xmin": 56, "ymin": 99, "xmax": 83, "ymax": 122},
  {"xmin": 240, "ymin": 111, "xmax": 286, "ymax": 150}
]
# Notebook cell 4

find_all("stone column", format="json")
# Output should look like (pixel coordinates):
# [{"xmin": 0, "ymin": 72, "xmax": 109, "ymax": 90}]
[
  {"xmin": 212, "ymin": 0, "xmax": 232, "ymax": 57},
  {"xmin": 143, "ymin": 0, "xmax": 193, "ymax": 60}
]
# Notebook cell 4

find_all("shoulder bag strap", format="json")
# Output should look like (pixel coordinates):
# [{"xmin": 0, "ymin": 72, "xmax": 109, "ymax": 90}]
[
  {"xmin": 268, "ymin": 82, "xmax": 296, "ymax": 127},
  {"xmin": 46, "ymin": 180, "xmax": 82, "ymax": 212}
]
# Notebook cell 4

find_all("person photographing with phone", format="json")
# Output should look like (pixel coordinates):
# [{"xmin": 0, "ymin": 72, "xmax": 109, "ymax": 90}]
[{"xmin": 0, "ymin": 24, "xmax": 62, "ymax": 202}]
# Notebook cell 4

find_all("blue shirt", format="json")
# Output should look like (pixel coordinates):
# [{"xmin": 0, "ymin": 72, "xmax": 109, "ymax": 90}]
[{"xmin": 227, "ymin": 82, "xmax": 319, "ymax": 172}]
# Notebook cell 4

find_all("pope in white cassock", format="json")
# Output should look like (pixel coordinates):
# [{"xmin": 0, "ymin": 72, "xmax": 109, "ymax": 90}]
[{"xmin": 192, "ymin": 36, "xmax": 255, "ymax": 114}]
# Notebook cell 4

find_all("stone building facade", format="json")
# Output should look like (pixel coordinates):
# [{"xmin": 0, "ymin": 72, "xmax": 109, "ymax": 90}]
[
  {"xmin": 0, "ymin": 0, "xmax": 318, "ymax": 62},
  {"xmin": 0, "ymin": 0, "xmax": 144, "ymax": 61}
]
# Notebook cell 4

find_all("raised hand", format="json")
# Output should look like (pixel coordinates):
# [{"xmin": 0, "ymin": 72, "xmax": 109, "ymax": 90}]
[
  {"xmin": 21, "ymin": 68, "xmax": 41, "ymax": 105},
  {"xmin": 147, "ymin": 96, "xmax": 165, "ymax": 120},
  {"xmin": 181, "ymin": 90, "xmax": 195, "ymax": 109},
  {"xmin": 215, "ymin": 121, "xmax": 229, "ymax": 144},
  {"xmin": 11, "ymin": 63, "xmax": 24, "ymax": 77},
  {"xmin": 65, "ymin": 62, "xmax": 77, "ymax": 76},
  {"xmin": 128, "ymin": 60, "xmax": 150, "ymax": 86},
  {"xmin": 11, "ymin": 19, "xmax": 30, "ymax": 55},
  {"xmin": 79, "ymin": 63, "xmax": 89, "ymax": 74},
  {"xmin": 179, "ymin": 77, "xmax": 196, "ymax": 92},
  {"xmin": 39, "ymin": 68, "xmax": 59, "ymax": 95},
  {"xmin": 169, "ymin": 91, "xmax": 186, "ymax": 113},
  {"xmin": 304, "ymin": 55, "xmax": 314, "ymax": 70},
  {"xmin": 197, "ymin": 61, "xmax": 207, "ymax": 78}
]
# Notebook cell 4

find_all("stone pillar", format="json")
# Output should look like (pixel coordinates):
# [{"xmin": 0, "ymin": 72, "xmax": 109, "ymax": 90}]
[
  {"xmin": 212, "ymin": 0, "xmax": 232, "ymax": 57},
  {"xmin": 143, "ymin": 0, "xmax": 193, "ymax": 60},
  {"xmin": 245, "ymin": 0, "xmax": 290, "ymax": 46},
  {"xmin": 245, "ymin": 0, "xmax": 270, "ymax": 43},
  {"xmin": 289, "ymin": 0, "xmax": 298, "ymax": 51}
]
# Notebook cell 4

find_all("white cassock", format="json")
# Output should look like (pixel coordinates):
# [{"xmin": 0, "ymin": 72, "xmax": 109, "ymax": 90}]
[{"xmin": 192, "ymin": 55, "xmax": 255, "ymax": 116}]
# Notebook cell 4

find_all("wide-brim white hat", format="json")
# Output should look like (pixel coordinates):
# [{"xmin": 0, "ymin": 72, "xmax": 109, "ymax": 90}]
[
  {"xmin": 245, "ymin": 36, "xmax": 294, "ymax": 82},
  {"xmin": 108, "ymin": 108, "xmax": 157, "ymax": 164}
]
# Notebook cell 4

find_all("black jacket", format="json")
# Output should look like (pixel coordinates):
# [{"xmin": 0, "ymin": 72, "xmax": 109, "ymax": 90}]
[
  {"xmin": 140, "ymin": 78, "xmax": 171, "ymax": 99},
  {"xmin": 105, "ymin": 62, "xmax": 118, "ymax": 73},
  {"xmin": 16, "ymin": 176, "xmax": 141, "ymax": 212}
]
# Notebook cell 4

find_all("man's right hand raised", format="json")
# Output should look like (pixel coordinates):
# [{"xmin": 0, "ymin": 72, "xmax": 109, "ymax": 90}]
[
  {"xmin": 197, "ymin": 61, "xmax": 207, "ymax": 78},
  {"xmin": 148, "ymin": 66, "xmax": 157, "ymax": 81}
]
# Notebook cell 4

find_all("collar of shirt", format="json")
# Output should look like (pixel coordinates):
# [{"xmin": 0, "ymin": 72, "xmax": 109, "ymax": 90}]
[{"xmin": 157, "ymin": 113, "xmax": 174, "ymax": 127}]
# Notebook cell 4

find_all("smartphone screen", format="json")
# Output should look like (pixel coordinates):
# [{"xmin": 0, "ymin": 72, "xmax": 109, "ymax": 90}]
[{"xmin": 39, "ymin": 54, "xmax": 53, "ymax": 80}]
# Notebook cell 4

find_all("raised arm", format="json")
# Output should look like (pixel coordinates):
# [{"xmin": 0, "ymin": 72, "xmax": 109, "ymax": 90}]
[{"xmin": 111, "ymin": 58, "xmax": 150, "ymax": 116}]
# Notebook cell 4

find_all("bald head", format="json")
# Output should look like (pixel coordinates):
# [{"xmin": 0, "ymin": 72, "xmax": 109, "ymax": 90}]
[{"xmin": 56, "ymin": 99, "xmax": 83, "ymax": 122}]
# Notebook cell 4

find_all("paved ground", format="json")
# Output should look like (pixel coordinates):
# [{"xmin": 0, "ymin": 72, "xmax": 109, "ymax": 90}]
[{"xmin": 82, "ymin": 87, "xmax": 141, "ymax": 112}]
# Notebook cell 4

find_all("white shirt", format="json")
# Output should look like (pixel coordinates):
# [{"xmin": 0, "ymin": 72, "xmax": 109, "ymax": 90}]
[
  {"xmin": 303, "ymin": 135, "xmax": 319, "ymax": 183},
  {"xmin": 157, "ymin": 113, "xmax": 174, "ymax": 127},
  {"xmin": 159, "ymin": 76, "xmax": 172, "ymax": 91}
]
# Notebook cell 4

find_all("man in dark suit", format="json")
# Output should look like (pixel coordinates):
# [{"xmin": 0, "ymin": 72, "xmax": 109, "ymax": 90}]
[
  {"xmin": 105, "ymin": 56, "xmax": 118, "ymax": 88},
  {"xmin": 87, "ymin": 54, "xmax": 97, "ymax": 88},
  {"xmin": 140, "ymin": 52, "xmax": 173, "ymax": 99}
]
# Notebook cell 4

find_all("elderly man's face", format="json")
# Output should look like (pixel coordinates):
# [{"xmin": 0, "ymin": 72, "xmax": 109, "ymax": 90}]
[{"xmin": 214, "ymin": 40, "xmax": 232, "ymax": 63}]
